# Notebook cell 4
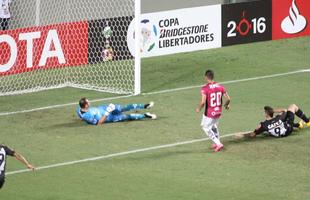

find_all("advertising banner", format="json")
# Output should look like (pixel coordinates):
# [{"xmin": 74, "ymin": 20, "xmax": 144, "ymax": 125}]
[
  {"xmin": 127, "ymin": 5, "xmax": 222, "ymax": 58},
  {"xmin": 272, "ymin": 0, "xmax": 310, "ymax": 40},
  {"xmin": 0, "ymin": 22, "xmax": 88, "ymax": 76},
  {"xmin": 221, "ymin": 0, "xmax": 272, "ymax": 46}
]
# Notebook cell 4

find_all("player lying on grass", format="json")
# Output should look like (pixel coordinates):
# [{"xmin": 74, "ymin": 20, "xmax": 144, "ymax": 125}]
[
  {"xmin": 0, "ymin": 145, "xmax": 34, "ymax": 189},
  {"xmin": 77, "ymin": 98, "xmax": 157, "ymax": 125},
  {"xmin": 196, "ymin": 70, "xmax": 231, "ymax": 152},
  {"xmin": 235, "ymin": 104, "xmax": 310, "ymax": 138}
]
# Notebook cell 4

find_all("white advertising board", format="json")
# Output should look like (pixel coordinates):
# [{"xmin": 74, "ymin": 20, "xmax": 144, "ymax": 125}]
[{"xmin": 127, "ymin": 5, "xmax": 222, "ymax": 57}]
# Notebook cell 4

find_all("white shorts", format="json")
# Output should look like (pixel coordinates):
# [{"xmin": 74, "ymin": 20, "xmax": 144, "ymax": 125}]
[{"xmin": 200, "ymin": 115, "xmax": 219, "ymax": 129}]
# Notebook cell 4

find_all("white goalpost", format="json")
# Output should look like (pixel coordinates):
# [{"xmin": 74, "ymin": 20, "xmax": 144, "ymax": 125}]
[
  {"xmin": 134, "ymin": 0, "xmax": 141, "ymax": 95},
  {"xmin": 0, "ymin": 0, "xmax": 141, "ymax": 96}
]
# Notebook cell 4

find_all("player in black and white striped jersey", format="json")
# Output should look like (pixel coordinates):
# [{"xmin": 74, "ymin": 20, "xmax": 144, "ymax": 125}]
[
  {"xmin": 235, "ymin": 104, "xmax": 310, "ymax": 138},
  {"xmin": 0, "ymin": 145, "xmax": 34, "ymax": 189}
]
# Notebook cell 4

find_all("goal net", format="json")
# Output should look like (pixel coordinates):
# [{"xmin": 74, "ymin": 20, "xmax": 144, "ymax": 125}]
[{"xmin": 0, "ymin": 0, "xmax": 140, "ymax": 95}]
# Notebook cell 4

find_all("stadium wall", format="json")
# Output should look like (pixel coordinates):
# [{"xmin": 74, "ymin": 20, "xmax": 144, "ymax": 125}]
[
  {"xmin": 1, "ymin": 0, "xmax": 310, "ymax": 76},
  {"xmin": 136, "ymin": 0, "xmax": 310, "ymax": 57}
]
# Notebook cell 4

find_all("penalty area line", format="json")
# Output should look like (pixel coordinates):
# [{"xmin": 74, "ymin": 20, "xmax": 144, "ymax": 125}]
[
  {"xmin": 6, "ymin": 131, "xmax": 248, "ymax": 176},
  {"xmin": 0, "ymin": 68, "xmax": 309, "ymax": 116}
]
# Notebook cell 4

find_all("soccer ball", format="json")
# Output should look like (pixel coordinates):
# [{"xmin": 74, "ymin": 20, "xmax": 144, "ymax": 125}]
[{"xmin": 102, "ymin": 26, "xmax": 113, "ymax": 39}]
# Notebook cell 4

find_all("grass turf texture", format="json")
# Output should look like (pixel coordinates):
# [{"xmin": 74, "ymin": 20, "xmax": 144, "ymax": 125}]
[{"xmin": 0, "ymin": 36, "xmax": 310, "ymax": 199}]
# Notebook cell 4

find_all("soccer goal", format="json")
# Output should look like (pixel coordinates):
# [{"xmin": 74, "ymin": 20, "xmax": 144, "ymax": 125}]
[{"xmin": 0, "ymin": 0, "xmax": 141, "ymax": 96}]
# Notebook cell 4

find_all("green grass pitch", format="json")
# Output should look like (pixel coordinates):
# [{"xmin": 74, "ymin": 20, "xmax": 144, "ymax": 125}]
[{"xmin": 0, "ymin": 36, "xmax": 310, "ymax": 200}]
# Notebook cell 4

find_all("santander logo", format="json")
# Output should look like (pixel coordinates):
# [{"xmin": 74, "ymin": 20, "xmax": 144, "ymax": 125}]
[{"xmin": 281, "ymin": 0, "xmax": 307, "ymax": 34}]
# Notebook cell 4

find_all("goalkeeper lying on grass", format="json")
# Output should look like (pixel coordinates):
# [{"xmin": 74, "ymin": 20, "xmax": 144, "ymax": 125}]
[
  {"xmin": 235, "ymin": 104, "xmax": 310, "ymax": 139},
  {"xmin": 77, "ymin": 97, "xmax": 156, "ymax": 125}
]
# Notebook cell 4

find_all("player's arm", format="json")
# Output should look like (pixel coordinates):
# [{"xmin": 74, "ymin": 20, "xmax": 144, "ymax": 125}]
[
  {"xmin": 273, "ymin": 108, "xmax": 287, "ymax": 113},
  {"xmin": 82, "ymin": 114, "xmax": 98, "ymax": 125},
  {"xmin": 13, "ymin": 151, "xmax": 35, "ymax": 170},
  {"xmin": 250, "ymin": 124, "xmax": 265, "ymax": 137},
  {"xmin": 97, "ymin": 103, "xmax": 116, "ymax": 125},
  {"xmin": 234, "ymin": 124, "xmax": 264, "ymax": 139},
  {"xmin": 97, "ymin": 115, "xmax": 108, "ymax": 125},
  {"xmin": 196, "ymin": 93, "xmax": 206, "ymax": 113},
  {"xmin": 4, "ymin": 146, "xmax": 34, "ymax": 170},
  {"xmin": 234, "ymin": 131, "xmax": 256, "ymax": 139},
  {"xmin": 223, "ymin": 92, "xmax": 231, "ymax": 110}
]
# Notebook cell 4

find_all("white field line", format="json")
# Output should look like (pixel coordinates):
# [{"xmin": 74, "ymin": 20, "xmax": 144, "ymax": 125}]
[
  {"xmin": 143, "ymin": 69, "xmax": 309, "ymax": 95},
  {"xmin": 0, "ymin": 69, "xmax": 309, "ymax": 116},
  {"xmin": 5, "ymin": 70, "xmax": 310, "ymax": 175},
  {"xmin": 6, "ymin": 131, "xmax": 247, "ymax": 176},
  {"xmin": 0, "ymin": 94, "xmax": 134, "ymax": 116}
]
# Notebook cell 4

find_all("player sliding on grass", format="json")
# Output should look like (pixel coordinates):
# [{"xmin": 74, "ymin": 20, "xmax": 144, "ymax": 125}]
[
  {"xmin": 235, "ymin": 104, "xmax": 310, "ymax": 138},
  {"xmin": 0, "ymin": 145, "xmax": 34, "ymax": 189},
  {"xmin": 77, "ymin": 98, "xmax": 156, "ymax": 125},
  {"xmin": 196, "ymin": 70, "xmax": 231, "ymax": 152}
]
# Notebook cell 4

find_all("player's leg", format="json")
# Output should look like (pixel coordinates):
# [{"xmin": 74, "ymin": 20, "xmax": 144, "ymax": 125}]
[
  {"xmin": 210, "ymin": 122, "xmax": 221, "ymax": 150},
  {"xmin": 293, "ymin": 123, "xmax": 301, "ymax": 128},
  {"xmin": 212, "ymin": 119, "xmax": 224, "ymax": 152},
  {"xmin": 128, "ymin": 113, "xmax": 156, "ymax": 120},
  {"xmin": 109, "ymin": 114, "xmax": 136, "ymax": 122},
  {"xmin": 126, "ymin": 114, "xmax": 145, "ymax": 121},
  {"xmin": 111, "ymin": 113, "xmax": 156, "ymax": 122},
  {"xmin": 144, "ymin": 112, "xmax": 157, "ymax": 119},
  {"xmin": 108, "ymin": 104, "xmax": 134, "ymax": 115},
  {"xmin": 201, "ymin": 116, "xmax": 223, "ymax": 150},
  {"xmin": 288, "ymin": 104, "xmax": 310, "ymax": 128},
  {"xmin": 121, "ymin": 104, "xmax": 145, "ymax": 112},
  {"xmin": 120, "ymin": 102, "xmax": 154, "ymax": 112},
  {"xmin": 284, "ymin": 104, "xmax": 297, "ymax": 133},
  {"xmin": 0, "ymin": 175, "xmax": 5, "ymax": 189},
  {"xmin": 212, "ymin": 121, "xmax": 220, "ymax": 139}
]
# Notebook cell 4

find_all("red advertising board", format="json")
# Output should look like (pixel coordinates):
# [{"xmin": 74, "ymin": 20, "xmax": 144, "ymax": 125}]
[
  {"xmin": 0, "ymin": 21, "xmax": 88, "ymax": 76},
  {"xmin": 273, "ymin": 0, "xmax": 310, "ymax": 40}
]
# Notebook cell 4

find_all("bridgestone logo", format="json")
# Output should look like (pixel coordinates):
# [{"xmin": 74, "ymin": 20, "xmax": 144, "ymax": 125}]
[
  {"xmin": 160, "ymin": 25, "xmax": 211, "ymax": 38},
  {"xmin": 158, "ymin": 18, "xmax": 215, "ymax": 48}
]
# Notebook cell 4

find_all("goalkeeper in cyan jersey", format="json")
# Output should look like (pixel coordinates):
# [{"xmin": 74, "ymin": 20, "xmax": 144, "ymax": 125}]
[{"xmin": 76, "ymin": 98, "xmax": 156, "ymax": 125}]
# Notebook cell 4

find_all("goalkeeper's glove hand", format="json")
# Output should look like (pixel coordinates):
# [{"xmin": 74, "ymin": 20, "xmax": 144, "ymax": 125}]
[{"xmin": 104, "ymin": 103, "xmax": 115, "ymax": 116}]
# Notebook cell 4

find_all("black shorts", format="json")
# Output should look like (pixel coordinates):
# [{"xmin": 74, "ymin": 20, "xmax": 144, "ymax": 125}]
[
  {"xmin": 0, "ymin": 176, "xmax": 5, "ymax": 189},
  {"xmin": 282, "ymin": 111, "xmax": 295, "ymax": 135}
]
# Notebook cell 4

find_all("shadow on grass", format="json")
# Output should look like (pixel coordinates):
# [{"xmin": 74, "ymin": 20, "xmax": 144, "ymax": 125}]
[
  {"xmin": 47, "ymin": 120, "xmax": 86, "ymax": 129},
  {"xmin": 222, "ymin": 130, "xmax": 302, "ymax": 147},
  {"xmin": 117, "ymin": 131, "xmax": 305, "ymax": 162},
  {"xmin": 121, "ymin": 149, "xmax": 205, "ymax": 162},
  {"xmin": 46, "ymin": 116, "xmax": 161, "ymax": 130}
]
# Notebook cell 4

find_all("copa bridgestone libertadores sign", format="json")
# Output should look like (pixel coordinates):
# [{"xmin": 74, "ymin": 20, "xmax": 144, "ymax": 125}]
[{"xmin": 127, "ymin": 5, "xmax": 222, "ymax": 58}]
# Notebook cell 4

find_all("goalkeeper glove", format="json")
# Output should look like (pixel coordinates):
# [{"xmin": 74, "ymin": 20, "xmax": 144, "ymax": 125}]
[{"xmin": 104, "ymin": 103, "xmax": 115, "ymax": 116}]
